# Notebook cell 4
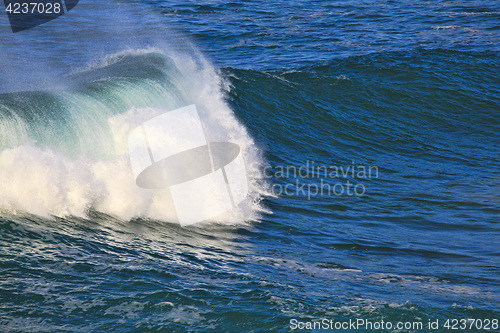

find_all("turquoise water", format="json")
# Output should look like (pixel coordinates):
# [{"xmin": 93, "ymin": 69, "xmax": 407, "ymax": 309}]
[{"xmin": 0, "ymin": 1, "xmax": 499, "ymax": 332}]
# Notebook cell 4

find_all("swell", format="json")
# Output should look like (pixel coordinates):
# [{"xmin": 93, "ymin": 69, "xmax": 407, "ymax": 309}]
[{"xmin": 225, "ymin": 49, "xmax": 499, "ymax": 166}]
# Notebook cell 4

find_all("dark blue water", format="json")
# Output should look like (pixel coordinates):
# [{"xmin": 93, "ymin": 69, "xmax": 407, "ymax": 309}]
[{"xmin": 0, "ymin": 0, "xmax": 499, "ymax": 332}]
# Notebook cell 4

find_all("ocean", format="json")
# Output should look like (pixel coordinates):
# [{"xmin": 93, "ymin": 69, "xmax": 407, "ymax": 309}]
[{"xmin": 0, "ymin": 0, "xmax": 499, "ymax": 332}]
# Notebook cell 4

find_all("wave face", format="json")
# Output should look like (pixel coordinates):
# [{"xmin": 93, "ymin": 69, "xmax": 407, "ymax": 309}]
[
  {"xmin": 228, "ymin": 49, "xmax": 499, "ymax": 163},
  {"xmin": 0, "ymin": 50, "xmax": 264, "ymax": 220}
]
